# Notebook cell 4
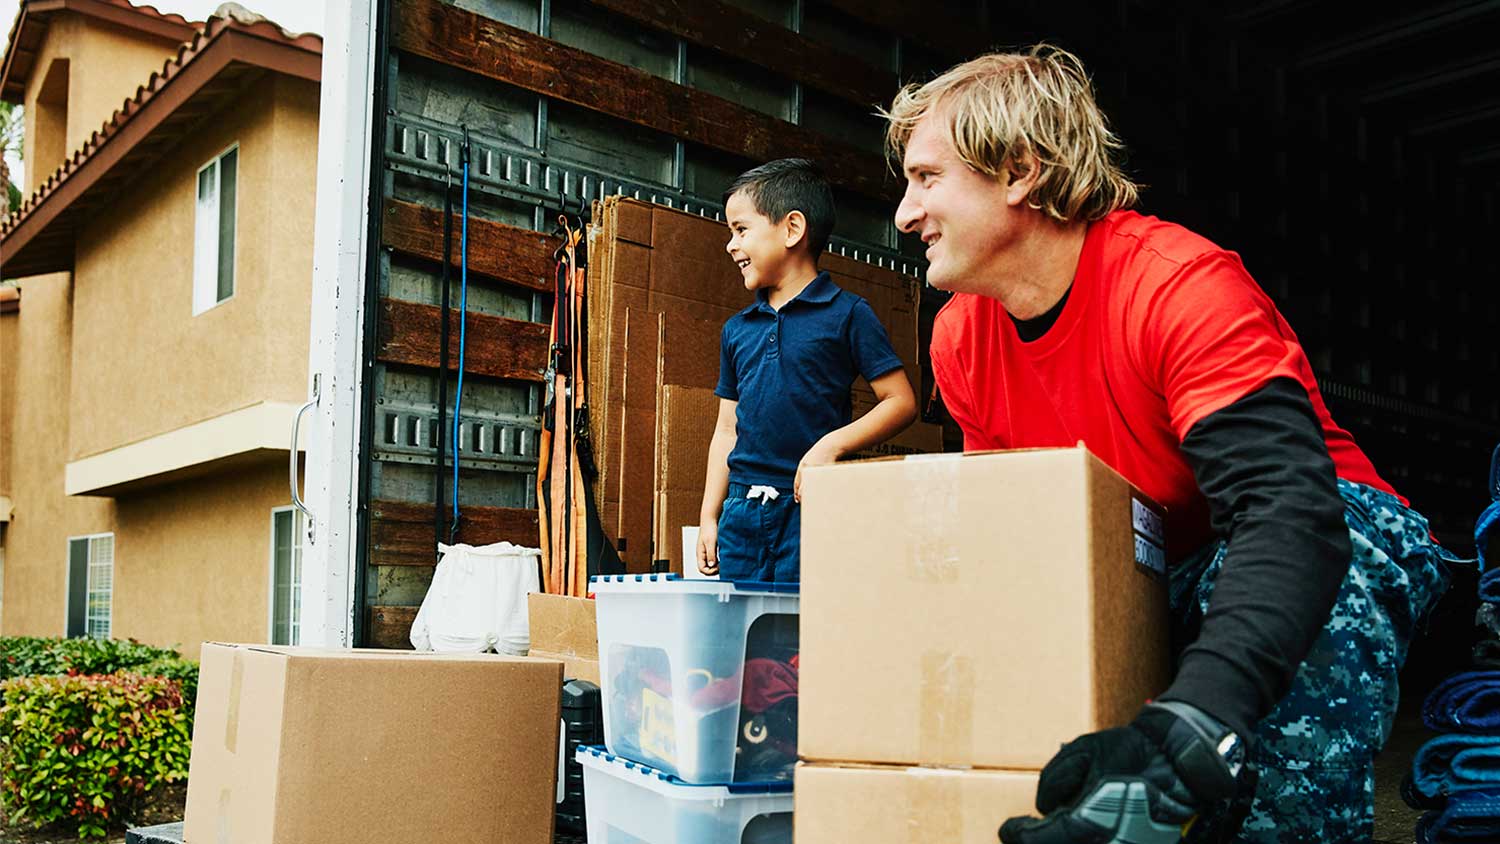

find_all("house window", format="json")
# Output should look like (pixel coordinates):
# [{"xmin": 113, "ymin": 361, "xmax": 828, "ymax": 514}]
[
  {"xmin": 270, "ymin": 508, "xmax": 303, "ymax": 646},
  {"xmin": 193, "ymin": 145, "xmax": 238, "ymax": 314},
  {"xmin": 66, "ymin": 534, "xmax": 114, "ymax": 639}
]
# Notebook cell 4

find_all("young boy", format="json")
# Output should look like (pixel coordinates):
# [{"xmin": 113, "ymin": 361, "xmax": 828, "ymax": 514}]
[{"xmin": 696, "ymin": 158, "xmax": 918, "ymax": 582}]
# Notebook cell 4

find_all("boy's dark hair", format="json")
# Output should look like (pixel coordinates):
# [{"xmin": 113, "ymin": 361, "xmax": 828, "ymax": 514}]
[{"xmin": 722, "ymin": 158, "xmax": 837, "ymax": 257}]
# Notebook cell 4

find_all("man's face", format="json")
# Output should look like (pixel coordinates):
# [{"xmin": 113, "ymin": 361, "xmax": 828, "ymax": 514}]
[
  {"xmin": 725, "ymin": 189, "xmax": 791, "ymax": 293},
  {"xmin": 894, "ymin": 112, "xmax": 1018, "ymax": 293}
]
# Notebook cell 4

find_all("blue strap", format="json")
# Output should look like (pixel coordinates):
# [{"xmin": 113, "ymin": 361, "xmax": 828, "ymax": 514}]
[
  {"xmin": 1490, "ymin": 442, "xmax": 1500, "ymax": 502},
  {"xmin": 1480, "ymin": 442, "xmax": 1500, "ymax": 573},
  {"xmin": 451, "ymin": 141, "xmax": 469, "ymax": 535},
  {"xmin": 1479, "ymin": 500, "xmax": 1500, "ymax": 573}
]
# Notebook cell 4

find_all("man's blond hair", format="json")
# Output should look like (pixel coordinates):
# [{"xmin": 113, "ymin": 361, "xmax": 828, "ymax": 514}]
[{"xmin": 883, "ymin": 44, "xmax": 1139, "ymax": 223}]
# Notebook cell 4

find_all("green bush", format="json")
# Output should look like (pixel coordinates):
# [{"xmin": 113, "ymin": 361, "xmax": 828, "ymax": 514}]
[
  {"xmin": 0, "ymin": 637, "xmax": 184, "ymax": 681},
  {"xmin": 0, "ymin": 673, "xmax": 192, "ymax": 838},
  {"xmin": 0, "ymin": 637, "xmax": 65, "ymax": 680},
  {"xmin": 130, "ymin": 657, "xmax": 200, "ymax": 729},
  {"xmin": 0, "ymin": 639, "xmax": 200, "ymax": 837}
]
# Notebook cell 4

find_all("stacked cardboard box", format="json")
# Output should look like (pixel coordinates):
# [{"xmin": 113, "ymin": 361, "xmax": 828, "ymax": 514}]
[
  {"xmin": 796, "ymin": 447, "xmax": 1172, "ymax": 842},
  {"xmin": 527, "ymin": 594, "xmax": 603, "ymax": 834},
  {"xmin": 585, "ymin": 196, "xmax": 936, "ymax": 573},
  {"xmin": 528, "ymin": 592, "xmax": 601, "ymax": 684},
  {"xmin": 653, "ymin": 384, "xmax": 720, "ymax": 575}
]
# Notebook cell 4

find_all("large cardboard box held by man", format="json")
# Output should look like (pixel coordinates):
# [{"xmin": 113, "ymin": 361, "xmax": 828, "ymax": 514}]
[
  {"xmin": 796, "ymin": 763, "xmax": 1041, "ymax": 842},
  {"xmin": 184, "ymin": 644, "xmax": 562, "ymax": 844},
  {"xmin": 799, "ymin": 447, "xmax": 1171, "ymax": 770}
]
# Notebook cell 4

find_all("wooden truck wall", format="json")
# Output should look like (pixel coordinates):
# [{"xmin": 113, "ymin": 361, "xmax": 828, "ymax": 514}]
[{"xmin": 361, "ymin": 0, "xmax": 1500, "ymax": 647}]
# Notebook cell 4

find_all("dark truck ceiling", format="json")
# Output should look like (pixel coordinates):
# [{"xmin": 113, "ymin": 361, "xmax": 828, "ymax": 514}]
[{"xmin": 1230, "ymin": 0, "xmax": 1500, "ymax": 191}]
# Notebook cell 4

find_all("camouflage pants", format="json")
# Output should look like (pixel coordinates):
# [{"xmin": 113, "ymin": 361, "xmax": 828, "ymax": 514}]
[{"xmin": 1174, "ymin": 479, "xmax": 1455, "ymax": 844}]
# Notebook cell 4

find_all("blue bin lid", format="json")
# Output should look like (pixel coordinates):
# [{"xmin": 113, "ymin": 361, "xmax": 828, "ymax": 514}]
[
  {"xmin": 590, "ymin": 573, "xmax": 799, "ymax": 595},
  {"xmin": 575, "ymin": 745, "xmax": 794, "ymax": 794}
]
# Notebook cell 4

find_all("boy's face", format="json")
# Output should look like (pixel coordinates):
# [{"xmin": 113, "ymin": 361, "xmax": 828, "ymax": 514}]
[{"xmin": 724, "ymin": 189, "xmax": 794, "ymax": 292}]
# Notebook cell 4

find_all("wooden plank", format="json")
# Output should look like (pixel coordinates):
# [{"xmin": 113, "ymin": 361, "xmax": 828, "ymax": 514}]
[
  {"xmin": 370, "ymin": 500, "xmax": 541, "ymax": 566},
  {"xmin": 392, "ymin": 0, "xmax": 897, "ymax": 202},
  {"xmin": 376, "ymin": 297, "xmax": 548, "ymax": 382},
  {"xmin": 381, "ymin": 199, "xmax": 558, "ymax": 294},
  {"xmin": 367, "ymin": 605, "xmax": 417, "ymax": 650},
  {"xmin": 583, "ymin": 0, "xmax": 896, "ymax": 108}
]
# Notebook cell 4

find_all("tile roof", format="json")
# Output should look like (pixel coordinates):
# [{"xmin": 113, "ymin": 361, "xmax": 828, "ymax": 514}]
[
  {"xmin": 0, "ymin": 2, "xmax": 322, "ymax": 238},
  {"xmin": 1, "ymin": 0, "xmax": 202, "ymax": 102}
]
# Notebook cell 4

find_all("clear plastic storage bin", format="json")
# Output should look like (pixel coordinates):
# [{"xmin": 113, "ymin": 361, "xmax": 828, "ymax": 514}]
[
  {"xmin": 593, "ymin": 574, "xmax": 799, "ymax": 783},
  {"xmin": 576, "ymin": 745, "xmax": 792, "ymax": 844}
]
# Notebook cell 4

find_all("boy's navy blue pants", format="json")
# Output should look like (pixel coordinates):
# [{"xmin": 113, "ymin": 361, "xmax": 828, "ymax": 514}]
[{"xmin": 717, "ymin": 482, "xmax": 800, "ymax": 583}]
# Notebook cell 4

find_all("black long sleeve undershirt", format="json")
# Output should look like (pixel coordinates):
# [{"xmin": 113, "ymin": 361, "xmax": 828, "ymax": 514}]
[
  {"xmin": 1159, "ymin": 377, "xmax": 1351, "ymax": 739},
  {"xmin": 1012, "ymin": 301, "xmax": 1352, "ymax": 739}
]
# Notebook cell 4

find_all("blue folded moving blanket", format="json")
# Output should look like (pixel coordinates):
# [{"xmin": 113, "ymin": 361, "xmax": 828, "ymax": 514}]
[
  {"xmin": 1424, "ymin": 671, "xmax": 1500, "ymax": 733},
  {"xmin": 1409, "ymin": 733, "xmax": 1500, "ymax": 807},
  {"xmin": 1416, "ymin": 787, "xmax": 1500, "ymax": 843}
]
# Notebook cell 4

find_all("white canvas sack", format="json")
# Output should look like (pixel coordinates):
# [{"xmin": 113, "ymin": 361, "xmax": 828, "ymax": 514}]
[{"xmin": 410, "ymin": 541, "xmax": 540, "ymax": 654}]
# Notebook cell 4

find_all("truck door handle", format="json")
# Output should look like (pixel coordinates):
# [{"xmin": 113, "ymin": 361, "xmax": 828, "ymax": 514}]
[{"xmin": 291, "ymin": 373, "xmax": 320, "ymax": 543}]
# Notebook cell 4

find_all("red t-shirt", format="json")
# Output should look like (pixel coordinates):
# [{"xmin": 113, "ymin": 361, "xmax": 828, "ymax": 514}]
[{"xmin": 930, "ymin": 210, "xmax": 1398, "ymax": 559}]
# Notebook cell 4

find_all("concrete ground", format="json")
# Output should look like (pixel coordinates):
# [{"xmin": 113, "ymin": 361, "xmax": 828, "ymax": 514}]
[{"xmin": 1373, "ymin": 713, "xmax": 1430, "ymax": 844}]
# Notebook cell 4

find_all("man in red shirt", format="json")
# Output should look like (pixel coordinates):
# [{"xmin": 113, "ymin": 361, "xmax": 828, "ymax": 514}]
[{"xmin": 884, "ymin": 45, "xmax": 1454, "ymax": 844}]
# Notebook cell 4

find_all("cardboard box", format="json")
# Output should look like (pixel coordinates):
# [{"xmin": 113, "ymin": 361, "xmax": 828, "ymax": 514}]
[
  {"xmin": 184, "ymin": 643, "xmax": 562, "ymax": 844},
  {"xmin": 528, "ymin": 592, "xmax": 600, "ymax": 684},
  {"xmin": 799, "ymin": 447, "xmax": 1170, "ymax": 770},
  {"xmin": 796, "ymin": 763, "xmax": 1040, "ymax": 843},
  {"xmin": 655, "ymin": 385, "xmax": 719, "ymax": 496},
  {"xmin": 850, "ymin": 386, "xmax": 945, "ymax": 458},
  {"xmin": 652, "ymin": 384, "xmax": 720, "ymax": 572}
]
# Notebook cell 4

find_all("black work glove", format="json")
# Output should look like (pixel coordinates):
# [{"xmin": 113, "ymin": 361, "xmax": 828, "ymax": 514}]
[{"xmin": 998, "ymin": 701, "xmax": 1250, "ymax": 844}]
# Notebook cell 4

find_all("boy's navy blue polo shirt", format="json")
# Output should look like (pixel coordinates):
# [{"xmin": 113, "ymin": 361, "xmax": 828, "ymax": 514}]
[{"xmin": 715, "ymin": 271, "xmax": 904, "ymax": 488}]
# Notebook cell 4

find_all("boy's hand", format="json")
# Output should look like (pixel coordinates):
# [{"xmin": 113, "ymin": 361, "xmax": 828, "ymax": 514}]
[
  {"xmin": 794, "ymin": 437, "xmax": 844, "ymax": 503},
  {"xmin": 696, "ymin": 522, "xmax": 720, "ymax": 576}
]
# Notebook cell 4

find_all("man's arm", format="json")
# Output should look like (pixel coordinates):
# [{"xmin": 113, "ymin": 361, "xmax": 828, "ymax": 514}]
[
  {"xmin": 1160, "ymin": 376, "xmax": 1352, "ymax": 738},
  {"xmin": 1000, "ymin": 377, "xmax": 1350, "ymax": 844},
  {"xmin": 696, "ymin": 398, "xmax": 738, "ymax": 575},
  {"xmin": 793, "ymin": 367, "xmax": 917, "ymax": 501}
]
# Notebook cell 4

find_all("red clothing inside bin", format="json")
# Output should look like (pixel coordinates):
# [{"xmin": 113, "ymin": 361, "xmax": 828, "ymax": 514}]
[{"xmin": 930, "ymin": 210, "xmax": 1397, "ymax": 561}]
